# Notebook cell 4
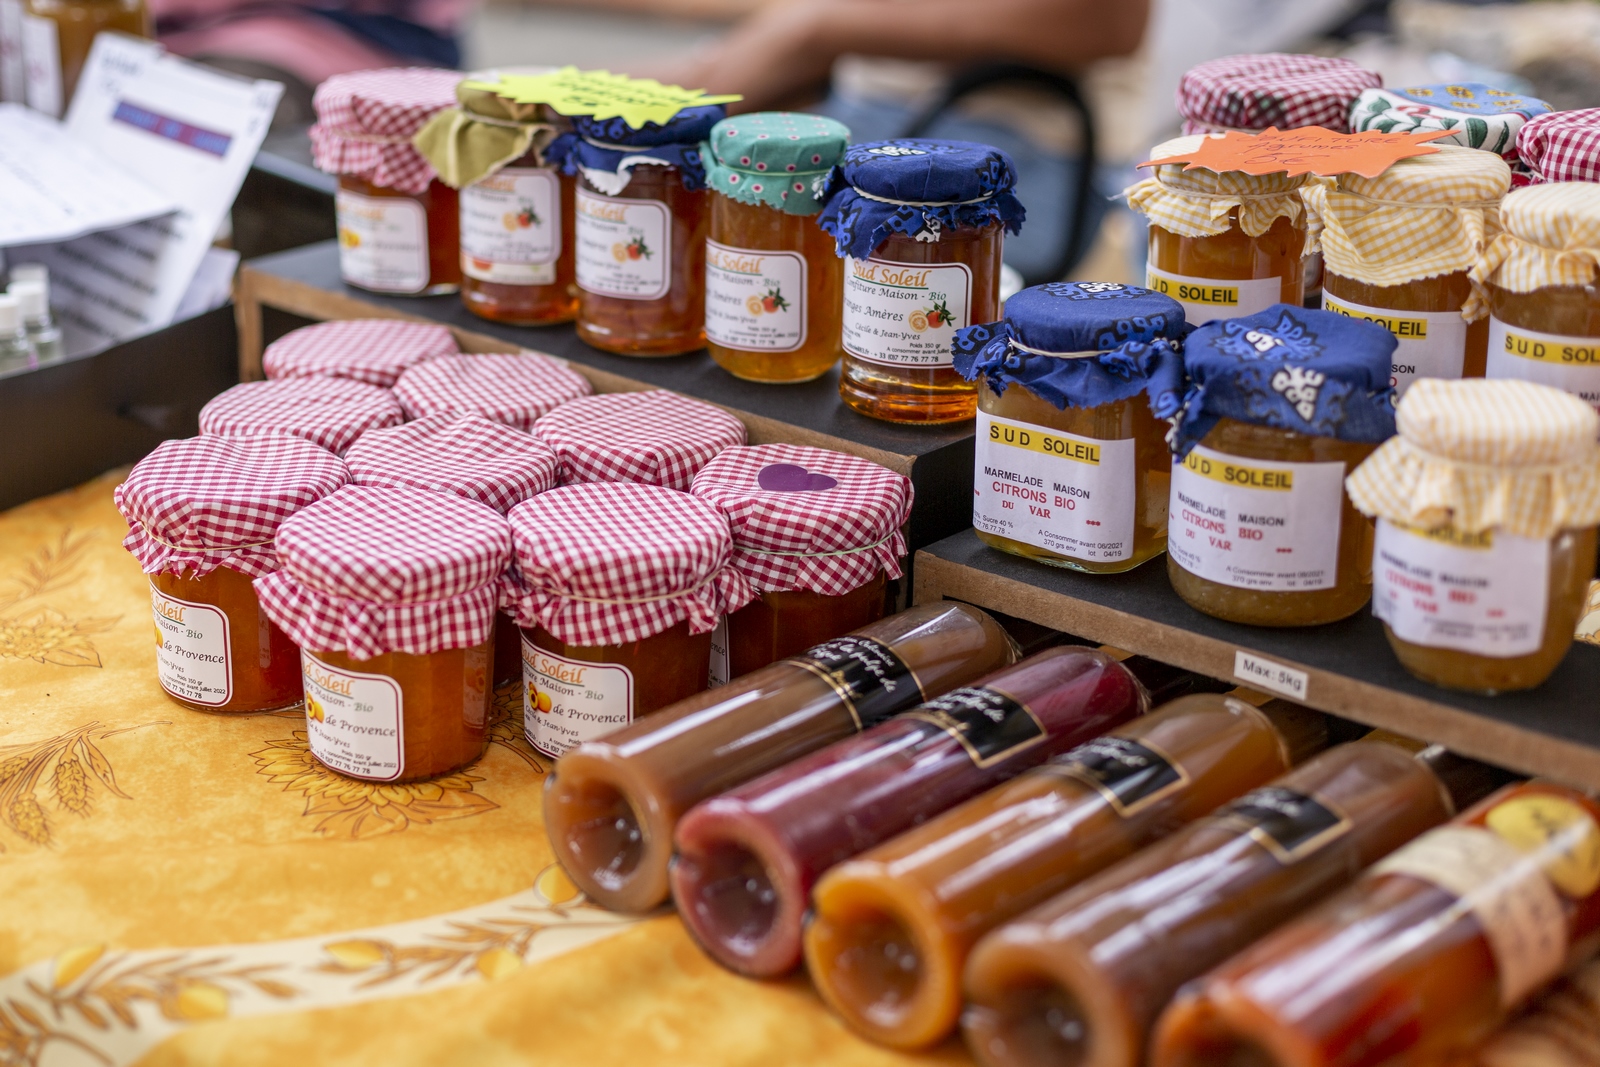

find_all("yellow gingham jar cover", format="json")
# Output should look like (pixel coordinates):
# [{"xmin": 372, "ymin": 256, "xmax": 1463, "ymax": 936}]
[
  {"xmin": 1466, "ymin": 182, "xmax": 1600, "ymax": 317},
  {"xmin": 1124, "ymin": 135, "xmax": 1315, "ymax": 250},
  {"xmin": 1346, "ymin": 378, "xmax": 1600, "ymax": 540},
  {"xmin": 1302, "ymin": 145, "xmax": 1509, "ymax": 297}
]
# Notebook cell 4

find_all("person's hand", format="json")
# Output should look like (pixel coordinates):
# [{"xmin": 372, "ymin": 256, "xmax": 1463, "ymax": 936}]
[{"xmin": 644, "ymin": 0, "xmax": 845, "ymax": 112}]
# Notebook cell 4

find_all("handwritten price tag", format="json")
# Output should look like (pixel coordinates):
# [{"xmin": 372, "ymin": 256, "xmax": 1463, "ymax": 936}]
[
  {"xmin": 463, "ymin": 67, "xmax": 741, "ymax": 131},
  {"xmin": 1139, "ymin": 126, "xmax": 1455, "ymax": 179}
]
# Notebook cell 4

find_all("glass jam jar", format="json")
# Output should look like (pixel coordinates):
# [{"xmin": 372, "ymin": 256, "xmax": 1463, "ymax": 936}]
[
  {"xmin": 261, "ymin": 319, "xmax": 458, "ymax": 388},
  {"xmin": 1348, "ymin": 378, "xmax": 1600, "ymax": 693},
  {"xmin": 311, "ymin": 68, "xmax": 464, "ymax": 296},
  {"xmin": 198, "ymin": 377, "xmax": 406, "ymax": 456},
  {"xmin": 412, "ymin": 79, "xmax": 577, "ymax": 325},
  {"xmin": 505, "ymin": 481, "xmax": 752, "ymax": 758},
  {"xmin": 547, "ymin": 106, "xmax": 724, "ymax": 356},
  {"xmin": 701, "ymin": 112, "xmax": 849, "ymax": 383},
  {"xmin": 391, "ymin": 351, "xmax": 592, "ymax": 431},
  {"xmin": 956, "ymin": 281, "xmax": 1189, "ymax": 573},
  {"xmin": 1474, "ymin": 183, "xmax": 1600, "ymax": 411},
  {"xmin": 819, "ymin": 139, "xmax": 1025, "ymax": 423},
  {"xmin": 20, "ymin": 0, "xmax": 147, "ymax": 116},
  {"xmin": 256, "ymin": 485, "xmax": 511, "ymax": 782},
  {"xmin": 116, "ymin": 436, "xmax": 347, "ymax": 713},
  {"xmin": 531, "ymin": 389, "xmax": 747, "ymax": 490},
  {"xmin": 1168, "ymin": 305, "xmax": 1399, "ymax": 626},
  {"xmin": 690, "ymin": 443, "xmax": 912, "ymax": 684},
  {"xmin": 1128, "ymin": 136, "xmax": 1310, "ymax": 326},
  {"xmin": 1310, "ymin": 146, "xmax": 1510, "ymax": 395},
  {"xmin": 344, "ymin": 411, "xmax": 562, "ymax": 688}
]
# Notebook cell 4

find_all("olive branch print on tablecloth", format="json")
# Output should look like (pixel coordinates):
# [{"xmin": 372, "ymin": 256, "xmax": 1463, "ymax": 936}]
[
  {"xmin": 0, "ymin": 530, "xmax": 119, "ymax": 669},
  {"xmin": 0, "ymin": 721, "xmax": 168, "ymax": 850},
  {"xmin": 249, "ymin": 683, "xmax": 544, "ymax": 840}
]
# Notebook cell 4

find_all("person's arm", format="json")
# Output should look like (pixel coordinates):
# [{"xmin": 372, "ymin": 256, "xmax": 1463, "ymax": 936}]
[{"xmin": 661, "ymin": 0, "xmax": 1150, "ymax": 112}]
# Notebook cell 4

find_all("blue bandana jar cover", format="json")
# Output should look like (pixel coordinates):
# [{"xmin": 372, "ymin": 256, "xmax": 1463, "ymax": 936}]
[
  {"xmin": 953, "ymin": 282, "xmax": 1189, "ymax": 572},
  {"xmin": 1168, "ymin": 305, "xmax": 1397, "ymax": 626},
  {"xmin": 818, "ymin": 139, "xmax": 1026, "ymax": 423},
  {"xmin": 547, "ymin": 104, "xmax": 724, "ymax": 356}
]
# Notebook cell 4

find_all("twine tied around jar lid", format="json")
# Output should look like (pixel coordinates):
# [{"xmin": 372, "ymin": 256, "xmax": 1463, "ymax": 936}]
[
  {"xmin": 1466, "ymin": 182, "xmax": 1600, "ymax": 318},
  {"xmin": 1300, "ymin": 146, "xmax": 1510, "ymax": 302},
  {"xmin": 1123, "ymin": 135, "xmax": 1317, "ymax": 253},
  {"xmin": 413, "ymin": 79, "xmax": 562, "ymax": 189},
  {"xmin": 1346, "ymin": 378, "xmax": 1600, "ymax": 541}
]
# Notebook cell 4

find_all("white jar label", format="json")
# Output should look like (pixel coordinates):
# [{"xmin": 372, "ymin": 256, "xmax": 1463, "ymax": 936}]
[
  {"xmin": 842, "ymin": 256, "xmax": 970, "ymax": 366},
  {"xmin": 1373, "ymin": 519, "xmax": 1549, "ymax": 658},
  {"xmin": 973, "ymin": 412, "xmax": 1137, "ymax": 563},
  {"xmin": 302, "ymin": 652, "xmax": 404, "ymax": 781},
  {"xmin": 150, "ymin": 584, "xmax": 232, "ymax": 707},
  {"xmin": 707, "ymin": 615, "xmax": 730, "ymax": 689},
  {"xmin": 1145, "ymin": 263, "xmax": 1283, "ymax": 325},
  {"xmin": 522, "ymin": 636, "xmax": 634, "ymax": 757},
  {"xmin": 20, "ymin": 12, "xmax": 58, "ymax": 117},
  {"xmin": 1323, "ymin": 294, "xmax": 1469, "ymax": 396},
  {"xmin": 1486, "ymin": 317, "xmax": 1600, "ymax": 411},
  {"xmin": 1168, "ymin": 444, "xmax": 1345, "ymax": 592},
  {"xmin": 1375, "ymin": 825, "xmax": 1567, "ymax": 1007},
  {"xmin": 704, "ymin": 241, "xmax": 807, "ymax": 352},
  {"xmin": 460, "ymin": 166, "xmax": 560, "ymax": 285},
  {"xmin": 575, "ymin": 189, "xmax": 670, "ymax": 300},
  {"xmin": 335, "ymin": 190, "xmax": 430, "ymax": 294}
]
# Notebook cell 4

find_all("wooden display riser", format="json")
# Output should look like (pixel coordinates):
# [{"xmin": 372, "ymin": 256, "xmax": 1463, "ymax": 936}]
[
  {"xmin": 915, "ymin": 528, "xmax": 1600, "ymax": 789},
  {"xmin": 236, "ymin": 242, "xmax": 975, "ymax": 551}
]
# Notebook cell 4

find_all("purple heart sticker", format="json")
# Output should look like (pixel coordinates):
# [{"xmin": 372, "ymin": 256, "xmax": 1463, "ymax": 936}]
[{"xmin": 757, "ymin": 463, "xmax": 838, "ymax": 493}]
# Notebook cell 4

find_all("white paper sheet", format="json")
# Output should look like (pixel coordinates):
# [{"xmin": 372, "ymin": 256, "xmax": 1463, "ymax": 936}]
[
  {"xmin": 12, "ymin": 34, "xmax": 280, "ymax": 357},
  {"xmin": 0, "ymin": 103, "xmax": 175, "ymax": 247}
]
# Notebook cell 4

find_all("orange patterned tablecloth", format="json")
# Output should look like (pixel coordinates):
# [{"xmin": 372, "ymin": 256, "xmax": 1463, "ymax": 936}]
[{"xmin": 0, "ymin": 470, "xmax": 970, "ymax": 1067}]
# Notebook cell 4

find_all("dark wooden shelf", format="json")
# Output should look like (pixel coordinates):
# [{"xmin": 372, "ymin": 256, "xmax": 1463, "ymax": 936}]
[
  {"xmin": 915, "ymin": 528, "xmax": 1600, "ymax": 789},
  {"xmin": 237, "ymin": 241, "xmax": 975, "ymax": 550}
]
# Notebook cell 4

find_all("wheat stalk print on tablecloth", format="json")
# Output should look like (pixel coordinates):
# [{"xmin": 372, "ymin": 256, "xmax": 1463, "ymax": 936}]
[
  {"xmin": 0, "ymin": 531, "xmax": 119, "ymax": 668},
  {"xmin": 0, "ymin": 721, "xmax": 167, "ymax": 850},
  {"xmin": 0, "ymin": 875, "xmax": 639, "ymax": 1067}
]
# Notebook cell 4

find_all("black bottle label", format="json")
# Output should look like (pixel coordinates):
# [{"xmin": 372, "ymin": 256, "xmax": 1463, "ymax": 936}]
[
  {"xmin": 1051, "ymin": 736, "xmax": 1189, "ymax": 817},
  {"xmin": 1219, "ymin": 786, "xmax": 1351, "ymax": 864},
  {"xmin": 785, "ymin": 636, "xmax": 925, "ymax": 731},
  {"xmin": 903, "ymin": 686, "xmax": 1046, "ymax": 767}
]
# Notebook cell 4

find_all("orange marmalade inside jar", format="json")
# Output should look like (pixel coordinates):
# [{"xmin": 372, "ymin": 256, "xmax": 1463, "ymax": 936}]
[
  {"xmin": 1128, "ymin": 136, "xmax": 1309, "ymax": 326},
  {"xmin": 1473, "ymin": 184, "xmax": 1600, "ymax": 410},
  {"xmin": 551, "ymin": 106, "xmax": 725, "ymax": 357},
  {"xmin": 255, "ymin": 485, "xmax": 513, "ymax": 783},
  {"xmin": 116, "ymin": 435, "xmax": 348, "ymax": 715},
  {"xmin": 819, "ymin": 139, "xmax": 1025, "ymax": 425},
  {"xmin": 1168, "ymin": 305, "xmax": 1399, "ymax": 627},
  {"xmin": 701, "ymin": 112, "xmax": 850, "ymax": 383},
  {"xmin": 1348, "ymin": 378, "xmax": 1600, "ymax": 694},
  {"xmin": 689, "ymin": 442, "xmax": 913, "ymax": 684},
  {"xmin": 312, "ymin": 69, "xmax": 464, "ymax": 297},
  {"xmin": 1308, "ymin": 146, "xmax": 1511, "ymax": 395},
  {"xmin": 506, "ymin": 481, "xmax": 751, "ymax": 757},
  {"xmin": 957, "ymin": 281, "xmax": 1190, "ymax": 574}
]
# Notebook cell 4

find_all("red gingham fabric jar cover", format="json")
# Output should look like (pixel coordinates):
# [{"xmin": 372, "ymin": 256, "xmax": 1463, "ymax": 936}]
[
  {"xmin": 690, "ymin": 444, "xmax": 913, "ymax": 595},
  {"xmin": 310, "ymin": 68, "xmax": 462, "ymax": 195},
  {"xmin": 532, "ymin": 389, "xmax": 747, "ymax": 491},
  {"xmin": 116, "ymin": 435, "xmax": 348, "ymax": 579},
  {"xmin": 199, "ymin": 377, "xmax": 406, "ymax": 456},
  {"xmin": 255, "ymin": 485, "xmax": 511, "ymax": 659},
  {"xmin": 1516, "ymin": 109, "xmax": 1600, "ymax": 185},
  {"xmin": 392, "ymin": 352, "xmax": 592, "ymax": 431},
  {"xmin": 344, "ymin": 412, "xmax": 560, "ymax": 514},
  {"xmin": 262, "ymin": 320, "xmax": 459, "ymax": 388},
  {"xmin": 503, "ymin": 482, "xmax": 754, "ymax": 647},
  {"xmin": 1177, "ymin": 53, "xmax": 1382, "ymax": 134}
]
